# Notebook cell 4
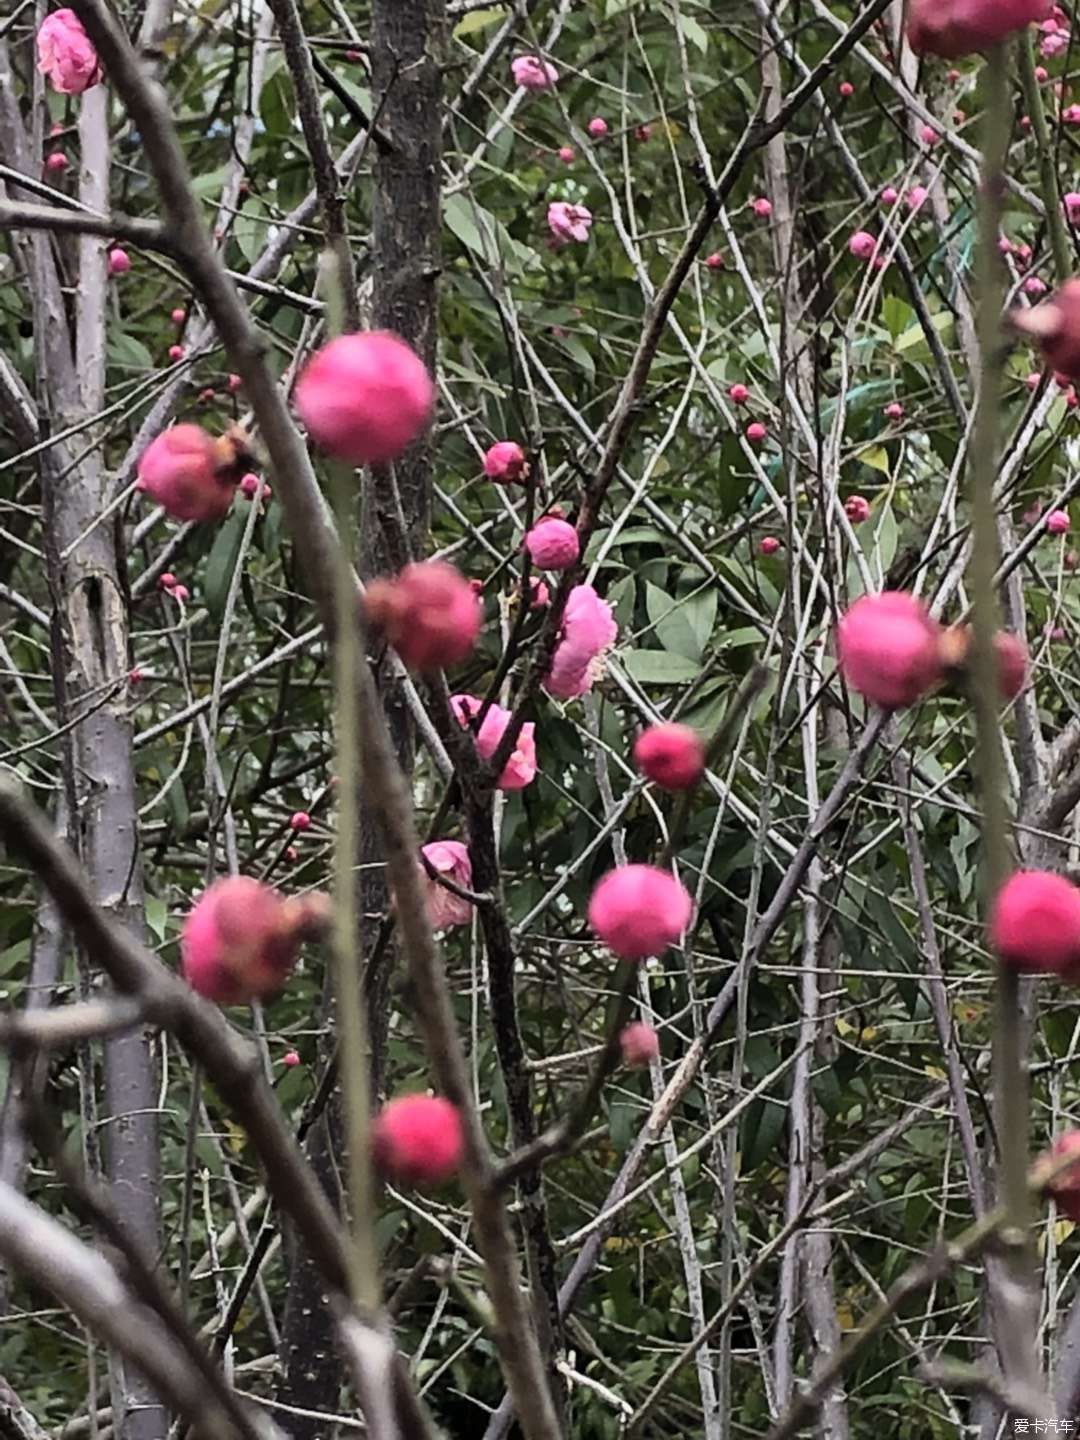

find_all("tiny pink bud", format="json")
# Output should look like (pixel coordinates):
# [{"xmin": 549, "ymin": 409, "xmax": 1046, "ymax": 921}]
[
  {"xmin": 289, "ymin": 811, "xmax": 311, "ymax": 832},
  {"xmin": 883, "ymin": 401, "xmax": 905, "ymax": 421},
  {"xmin": 227, "ymin": 372, "xmax": 242, "ymax": 392},
  {"xmin": 1020, "ymin": 114, "xmax": 1033, "ymax": 129},
  {"xmin": 171, "ymin": 584, "xmax": 190, "ymax": 602},
  {"xmin": 483, "ymin": 440, "xmax": 529, "ymax": 483},
  {"xmin": 845, "ymin": 495, "xmax": 871, "ymax": 523},
  {"xmin": 283, "ymin": 1050, "xmax": 301, "ymax": 1067},
  {"xmin": 998, "ymin": 236, "xmax": 1014, "ymax": 255},
  {"xmin": 198, "ymin": 387, "xmax": 216, "ymax": 404},
  {"xmin": 49, "ymin": 122, "xmax": 64, "ymax": 137},
  {"xmin": 285, "ymin": 845, "xmax": 299, "ymax": 862},
  {"xmin": 705, "ymin": 252, "xmax": 725, "ymax": 270},
  {"xmin": 168, "ymin": 344, "xmax": 184, "ymax": 362},
  {"xmin": 989, "ymin": 871, "xmax": 1080, "ymax": 976},
  {"xmin": 635, "ymin": 123, "xmax": 652, "ymax": 142},
  {"xmin": 373, "ymin": 1095, "xmax": 464, "ymax": 1185},
  {"xmin": 880, "ymin": 185, "xmax": 899, "ymax": 205},
  {"xmin": 171, "ymin": 307, "xmax": 186, "ymax": 326},
  {"xmin": 620, "ymin": 1022, "xmax": 660, "ymax": 1068},
  {"xmin": 1016, "ymin": 242, "xmax": 1034, "ymax": 264},
  {"xmin": 906, "ymin": 185, "xmax": 929, "ymax": 213},
  {"xmin": 848, "ymin": 230, "xmax": 877, "ymax": 261},
  {"xmin": 128, "ymin": 666, "xmax": 144, "ymax": 685},
  {"xmin": 557, "ymin": 145, "xmax": 575, "ymax": 163},
  {"xmin": 1036, "ymin": 64, "xmax": 1049, "ymax": 81},
  {"xmin": 836, "ymin": 591, "xmax": 943, "ymax": 709},
  {"xmin": 44, "ymin": 151, "xmax": 68, "ymax": 173},
  {"xmin": 294, "ymin": 331, "xmax": 435, "ymax": 465},
  {"xmin": 751, "ymin": 197, "xmax": 772, "ymax": 218},
  {"xmin": 345, "ymin": 48, "xmax": 362, "ymax": 62},
  {"xmin": 633, "ymin": 723, "xmax": 705, "ymax": 790},
  {"xmin": 240, "ymin": 472, "xmax": 261, "ymax": 498},
  {"xmin": 947, "ymin": 68, "xmax": 962, "ymax": 82},
  {"xmin": 107, "ymin": 247, "xmax": 131, "ymax": 276},
  {"xmin": 524, "ymin": 516, "xmax": 580, "ymax": 570},
  {"xmin": 746, "ymin": 421, "xmax": 767, "ymax": 443},
  {"xmin": 511, "ymin": 54, "xmax": 558, "ymax": 91},
  {"xmin": 728, "ymin": 382, "xmax": 750, "ymax": 405},
  {"xmin": 919, "ymin": 125, "xmax": 940, "ymax": 146},
  {"xmin": 759, "ymin": 536, "xmax": 781, "ymax": 555},
  {"xmin": 838, "ymin": 80, "xmax": 855, "ymax": 98},
  {"xmin": 587, "ymin": 116, "xmax": 609, "ymax": 138},
  {"xmin": 1065, "ymin": 192, "xmax": 1080, "ymax": 225},
  {"xmin": 364, "ymin": 560, "xmax": 482, "ymax": 670},
  {"xmin": 1025, "ymin": 275, "xmax": 1048, "ymax": 296},
  {"xmin": 159, "ymin": 573, "xmax": 177, "ymax": 590}
]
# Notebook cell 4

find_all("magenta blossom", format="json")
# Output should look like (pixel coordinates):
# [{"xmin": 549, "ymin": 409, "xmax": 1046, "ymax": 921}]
[
  {"xmin": 420, "ymin": 841, "xmax": 474, "ymax": 930},
  {"xmin": 512, "ymin": 55, "xmax": 558, "ymax": 90},
  {"xmin": 543, "ymin": 585, "xmax": 617, "ymax": 699},
  {"xmin": 451, "ymin": 694, "xmax": 538, "ymax": 791},
  {"xmin": 548, "ymin": 201, "xmax": 593, "ymax": 245},
  {"xmin": 36, "ymin": 9, "xmax": 102, "ymax": 94}
]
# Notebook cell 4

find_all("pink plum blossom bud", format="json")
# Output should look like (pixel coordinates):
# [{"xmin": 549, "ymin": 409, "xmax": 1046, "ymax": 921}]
[
  {"xmin": 227, "ymin": 373, "xmax": 242, "ymax": 392},
  {"xmin": 527, "ymin": 576, "xmax": 550, "ymax": 608},
  {"xmin": 373, "ymin": 1095, "xmax": 464, "ymax": 1186},
  {"xmin": 363, "ymin": 560, "xmax": 482, "ymax": 671},
  {"xmin": 838, "ymin": 80, "xmax": 855, "ymax": 98},
  {"xmin": 880, "ymin": 185, "xmax": 899, "ymax": 205},
  {"xmin": 171, "ymin": 307, "xmax": 186, "ymax": 326},
  {"xmin": 907, "ymin": 0, "xmax": 1051, "ymax": 57},
  {"xmin": 181, "ymin": 876, "xmax": 330, "ymax": 1002},
  {"xmin": 729, "ymin": 383, "xmax": 750, "ymax": 404},
  {"xmin": 587, "ymin": 116, "xmax": 609, "ymax": 138},
  {"xmin": 1026, "ymin": 372, "xmax": 1042, "ymax": 390},
  {"xmin": 620, "ymin": 1022, "xmax": 660, "ymax": 1068},
  {"xmin": 849, "ymin": 230, "xmax": 877, "ymax": 261},
  {"xmin": 420, "ymin": 840, "xmax": 474, "ymax": 930},
  {"xmin": 524, "ymin": 516, "xmax": 580, "ymax": 570},
  {"xmin": 989, "ymin": 871, "xmax": 1080, "ymax": 975},
  {"xmin": 883, "ymin": 401, "xmax": 905, "ymax": 420},
  {"xmin": 836, "ymin": 591, "xmax": 943, "ymax": 709},
  {"xmin": 290, "ymin": 811, "xmax": 311, "ymax": 832},
  {"xmin": 995, "ymin": 631, "xmax": 1030, "ymax": 699},
  {"xmin": 547, "ymin": 200, "xmax": 593, "ymax": 245},
  {"xmin": 1025, "ymin": 275, "xmax": 1048, "ymax": 296},
  {"xmin": 558, "ymin": 145, "xmax": 575, "ymax": 163},
  {"xmin": 633, "ymin": 723, "xmax": 705, "ymax": 790},
  {"xmin": 635, "ymin": 123, "xmax": 652, "ymax": 141},
  {"xmin": 1048, "ymin": 509, "xmax": 1071, "ymax": 533},
  {"xmin": 171, "ymin": 585, "xmax": 190, "ymax": 602},
  {"xmin": 240, "ymin": 472, "xmax": 261, "ymax": 498},
  {"xmin": 1015, "ymin": 242, "xmax": 1034, "ymax": 265},
  {"xmin": 998, "ymin": 236, "xmax": 1014, "ymax": 255},
  {"xmin": 283, "ymin": 1050, "xmax": 301, "ymax": 1067},
  {"xmin": 159, "ymin": 573, "xmax": 177, "ymax": 591},
  {"xmin": 760, "ymin": 536, "xmax": 780, "ymax": 555},
  {"xmin": 845, "ymin": 495, "xmax": 871, "ymax": 523},
  {"xmin": 128, "ymin": 666, "xmax": 144, "ymax": 685},
  {"xmin": 451, "ymin": 694, "xmax": 537, "ymax": 790},
  {"xmin": 746, "ymin": 421, "xmax": 767, "ymax": 443},
  {"xmin": 751, "ymin": 197, "xmax": 772, "ymax": 218},
  {"xmin": 1042, "ymin": 1133, "xmax": 1080, "ymax": 1220},
  {"xmin": 36, "ymin": 8, "xmax": 102, "ymax": 94},
  {"xmin": 1036, "ymin": 64, "xmax": 1049, "ymax": 80},
  {"xmin": 284, "ymin": 845, "xmax": 299, "ymax": 862},
  {"xmin": 295, "ymin": 331, "xmax": 434, "ymax": 465},
  {"xmin": 44, "ymin": 151, "xmax": 68, "ymax": 173},
  {"xmin": 107, "ymin": 248, "xmax": 131, "ymax": 276},
  {"xmin": 705, "ymin": 252, "xmax": 725, "ymax": 270},
  {"xmin": 1065, "ymin": 193, "xmax": 1080, "ymax": 225},
  {"xmin": 483, "ymin": 440, "xmax": 529, "ymax": 483},
  {"xmin": 198, "ymin": 387, "xmax": 216, "ymax": 404},
  {"xmin": 511, "ymin": 55, "xmax": 558, "ymax": 90},
  {"xmin": 543, "ymin": 584, "xmax": 617, "ymax": 699},
  {"xmin": 136, "ymin": 424, "xmax": 244, "ymax": 522},
  {"xmin": 906, "ymin": 185, "xmax": 929, "ymax": 212},
  {"xmin": 1010, "ymin": 279, "xmax": 1080, "ymax": 381},
  {"xmin": 919, "ymin": 125, "xmax": 941, "ymax": 146},
  {"xmin": 168, "ymin": 344, "xmax": 184, "ymax": 361},
  {"xmin": 947, "ymin": 67, "xmax": 962, "ymax": 81},
  {"xmin": 588, "ymin": 865, "xmax": 693, "ymax": 961}
]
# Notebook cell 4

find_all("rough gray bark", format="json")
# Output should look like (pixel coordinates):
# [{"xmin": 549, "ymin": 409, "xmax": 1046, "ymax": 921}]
[
  {"xmin": 277, "ymin": 3, "xmax": 445, "ymax": 1431},
  {"xmin": 21, "ymin": 76, "xmax": 164, "ymax": 1440}
]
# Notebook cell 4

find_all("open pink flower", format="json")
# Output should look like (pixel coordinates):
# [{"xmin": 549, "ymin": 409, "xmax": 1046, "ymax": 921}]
[
  {"xmin": 543, "ymin": 585, "xmax": 617, "ymax": 699},
  {"xmin": 420, "ymin": 841, "xmax": 474, "ymax": 930},
  {"xmin": 548, "ymin": 201, "xmax": 592, "ymax": 245},
  {"xmin": 511, "ymin": 55, "xmax": 558, "ymax": 90},
  {"xmin": 36, "ymin": 9, "xmax": 102, "ymax": 94},
  {"xmin": 451, "ymin": 694, "xmax": 538, "ymax": 790},
  {"xmin": 1065, "ymin": 192, "xmax": 1080, "ymax": 225},
  {"xmin": 363, "ymin": 560, "xmax": 481, "ymax": 671},
  {"xmin": 907, "ymin": 0, "xmax": 1050, "ymax": 56},
  {"xmin": 182, "ymin": 877, "xmax": 329, "ymax": 1003}
]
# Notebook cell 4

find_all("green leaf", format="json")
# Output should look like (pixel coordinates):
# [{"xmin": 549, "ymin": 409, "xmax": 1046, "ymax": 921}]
[
  {"xmin": 204, "ymin": 511, "xmax": 247, "ymax": 621},
  {"xmin": 144, "ymin": 895, "xmax": 168, "ymax": 943},
  {"xmin": 894, "ymin": 309, "xmax": 954, "ymax": 357},
  {"xmin": 858, "ymin": 445, "xmax": 890, "ymax": 476},
  {"xmin": 881, "ymin": 295, "xmax": 914, "ymax": 342},
  {"xmin": 453, "ymin": 5, "xmax": 507, "ymax": 37},
  {"xmin": 621, "ymin": 649, "xmax": 701, "ymax": 685},
  {"xmin": 644, "ymin": 581, "xmax": 704, "ymax": 661},
  {"xmin": 677, "ymin": 13, "xmax": 708, "ymax": 52},
  {"xmin": 107, "ymin": 331, "xmax": 153, "ymax": 372}
]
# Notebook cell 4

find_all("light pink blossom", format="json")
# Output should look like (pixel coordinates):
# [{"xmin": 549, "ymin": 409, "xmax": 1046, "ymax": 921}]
[
  {"xmin": 548, "ymin": 201, "xmax": 593, "ymax": 245},
  {"xmin": 451, "ymin": 694, "xmax": 538, "ymax": 790},
  {"xmin": 543, "ymin": 585, "xmax": 617, "ymax": 699},
  {"xmin": 36, "ymin": 9, "xmax": 102, "ymax": 94},
  {"xmin": 420, "ymin": 841, "xmax": 474, "ymax": 930},
  {"xmin": 511, "ymin": 55, "xmax": 558, "ymax": 90}
]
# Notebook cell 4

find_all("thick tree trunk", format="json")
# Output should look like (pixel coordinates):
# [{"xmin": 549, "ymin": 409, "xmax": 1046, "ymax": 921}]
[{"xmin": 277, "ymin": 3, "xmax": 444, "ymax": 1431}]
